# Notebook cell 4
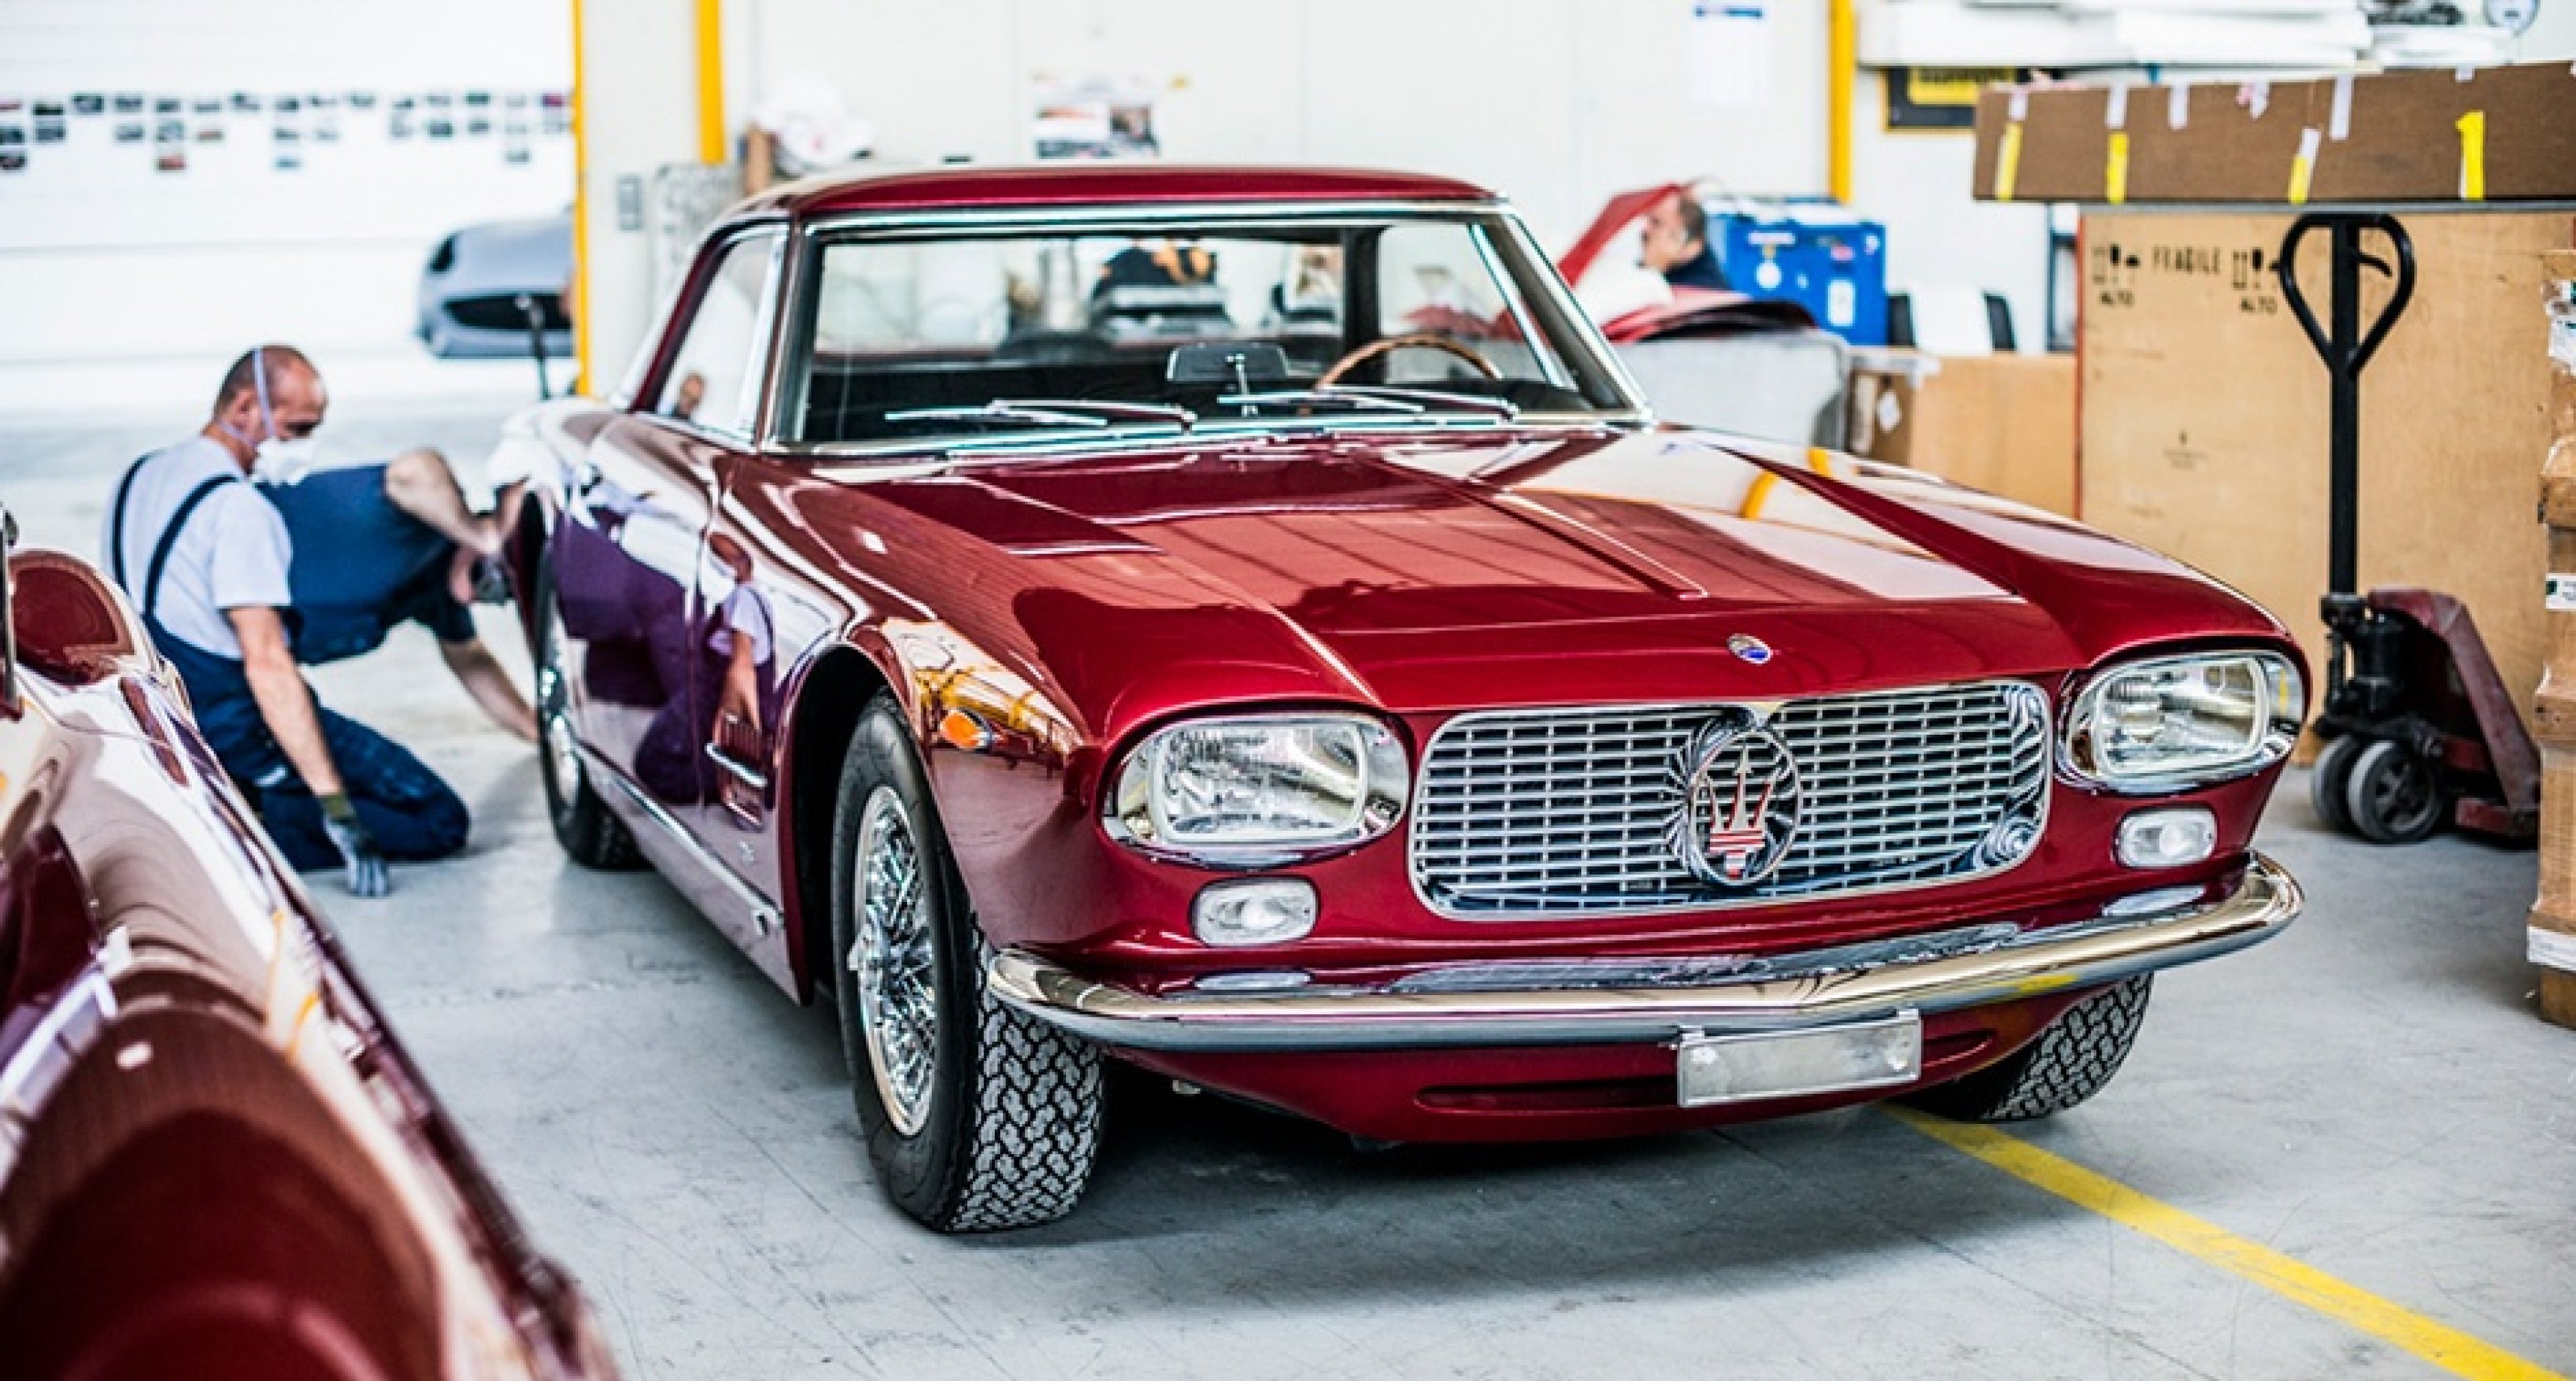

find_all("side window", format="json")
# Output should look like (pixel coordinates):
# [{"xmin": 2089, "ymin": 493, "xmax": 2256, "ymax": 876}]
[
  {"xmin": 1373, "ymin": 222, "xmax": 1570, "ymax": 389},
  {"xmin": 656, "ymin": 233, "xmax": 782, "ymax": 437}
]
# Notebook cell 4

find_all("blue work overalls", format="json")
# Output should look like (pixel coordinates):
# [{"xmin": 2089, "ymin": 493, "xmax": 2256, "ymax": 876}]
[{"xmin": 108, "ymin": 461, "xmax": 470, "ymax": 873}]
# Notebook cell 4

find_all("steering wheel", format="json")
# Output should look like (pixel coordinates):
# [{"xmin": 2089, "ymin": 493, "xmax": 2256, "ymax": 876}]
[{"xmin": 1316, "ymin": 333, "xmax": 1501, "ymax": 389}]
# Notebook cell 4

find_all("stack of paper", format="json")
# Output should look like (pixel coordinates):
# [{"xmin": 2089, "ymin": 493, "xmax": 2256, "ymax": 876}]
[
  {"xmin": 1860, "ymin": 0, "xmax": 2374, "ymax": 70},
  {"xmin": 2367, "ymin": 23, "xmax": 2517, "ymax": 66}
]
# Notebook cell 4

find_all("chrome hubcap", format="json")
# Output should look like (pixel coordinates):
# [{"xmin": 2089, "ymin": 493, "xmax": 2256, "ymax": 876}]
[
  {"xmin": 538, "ymin": 637, "xmax": 584, "ymax": 799},
  {"xmin": 851, "ymin": 786, "xmax": 938, "ymax": 1135}
]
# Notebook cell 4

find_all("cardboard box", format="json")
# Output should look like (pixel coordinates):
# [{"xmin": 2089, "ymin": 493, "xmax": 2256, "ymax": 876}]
[
  {"xmin": 2079, "ymin": 211, "xmax": 2569, "ymax": 747},
  {"xmin": 2531, "ymin": 250, "xmax": 2576, "ymax": 1029},
  {"xmin": 1847, "ymin": 350, "xmax": 2078, "ymax": 516},
  {"xmin": 1974, "ymin": 62, "xmax": 2576, "ymax": 205}
]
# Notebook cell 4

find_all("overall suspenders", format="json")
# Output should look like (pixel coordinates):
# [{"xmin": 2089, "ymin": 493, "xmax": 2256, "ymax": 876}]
[
  {"xmin": 108, "ymin": 456, "xmax": 237, "ymax": 628},
  {"xmin": 108, "ymin": 456, "xmax": 297, "ymax": 792}
]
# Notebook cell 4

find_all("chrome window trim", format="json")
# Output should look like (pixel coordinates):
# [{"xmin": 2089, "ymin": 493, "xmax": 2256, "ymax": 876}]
[
  {"xmin": 637, "ymin": 224, "xmax": 789, "ymax": 447},
  {"xmin": 1406, "ymin": 680, "xmax": 2055, "ymax": 923},
  {"xmin": 1492, "ymin": 211, "xmax": 1657, "ymax": 427},
  {"xmin": 1465, "ymin": 220, "xmax": 1575, "ymax": 392}
]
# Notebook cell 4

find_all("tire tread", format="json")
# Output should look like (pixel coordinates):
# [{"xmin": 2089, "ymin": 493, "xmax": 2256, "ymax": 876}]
[
  {"xmin": 935, "ymin": 943, "xmax": 1103, "ymax": 1232},
  {"xmin": 1907, "ymin": 975, "xmax": 2151, "ymax": 1123},
  {"xmin": 830, "ymin": 695, "xmax": 1102, "ymax": 1233}
]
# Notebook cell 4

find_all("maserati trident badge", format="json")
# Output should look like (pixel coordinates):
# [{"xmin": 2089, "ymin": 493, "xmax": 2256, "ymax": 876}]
[
  {"xmin": 1668, "ymin": 718, "xmax": 1800, "ymax": 887},
  {"xmin": 1727, "ymin": 633, "xmax": 1773, "ymax": 665}
]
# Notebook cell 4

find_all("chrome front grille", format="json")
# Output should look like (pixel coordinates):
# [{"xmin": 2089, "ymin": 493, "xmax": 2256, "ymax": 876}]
[{"xmin": 1410, "ymin": 682, "xmax": 2051, "ymax": 918}]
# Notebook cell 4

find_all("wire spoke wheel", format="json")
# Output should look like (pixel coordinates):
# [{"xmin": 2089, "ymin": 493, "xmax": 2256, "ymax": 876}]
[
  {"xmin": 532, "ymin": 557, "xmax": 639, "ymax": 870},
  {"xmin": 828, "ymin": 694, "xmax": 1102, "ymax": 1230},
  {"xmin": 538, "ymin": 651, "xmax": 584, "ymax": 807},
  {"xmin": 852, "ymin": 784, "xmax": 941, "ymax": 1135}
]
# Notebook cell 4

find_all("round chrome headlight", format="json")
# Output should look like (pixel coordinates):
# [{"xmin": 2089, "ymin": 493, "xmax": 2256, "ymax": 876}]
[
  {"xmin": 1105, "ymin": 712, "xmax": 1409, "ymax": 865},
  {"xmin": 2063, "ymin": 651, "xmax": 2304, "ymax": 791}
]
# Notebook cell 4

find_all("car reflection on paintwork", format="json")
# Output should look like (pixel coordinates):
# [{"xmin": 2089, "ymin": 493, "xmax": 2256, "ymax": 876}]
[{"xmin": 0, "ymin": 544, "xmax": 616, "ymax": 1381}]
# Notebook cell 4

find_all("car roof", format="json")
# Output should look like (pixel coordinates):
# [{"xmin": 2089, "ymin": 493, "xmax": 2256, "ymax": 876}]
[{"xmin": 739, "ymin": 162, "xmax": 1501, "ymax": 221}]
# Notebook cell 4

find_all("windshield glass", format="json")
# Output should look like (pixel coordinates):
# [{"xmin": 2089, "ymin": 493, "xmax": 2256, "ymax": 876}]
[{"xmin": 785, "ymin": 211, "xmax": 1637, "ymax": 447}]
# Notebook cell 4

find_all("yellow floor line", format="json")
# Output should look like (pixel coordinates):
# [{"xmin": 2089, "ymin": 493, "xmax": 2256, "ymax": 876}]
[{"xmin": 1886, "ymin": 1107, "xmax": 2565, "ymax": 1381}]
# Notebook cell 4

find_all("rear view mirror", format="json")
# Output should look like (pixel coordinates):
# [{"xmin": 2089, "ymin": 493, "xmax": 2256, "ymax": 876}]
[
  {"xmin": 1166, "ymin": 342, "xmax": 1290, "ymax": 388},
  {"xmin": 8, "ymin": 547, "xmax": 150, "ymax": 688}
]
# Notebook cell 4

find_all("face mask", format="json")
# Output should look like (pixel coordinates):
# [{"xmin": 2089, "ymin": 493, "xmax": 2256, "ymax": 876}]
[
  {"xmin": 223, "ymin": 346, "xmax": 321, "ymax": 479},
  {"xmin": 253, "ymin": 435, "xmax": 320, "ymax": 481}
]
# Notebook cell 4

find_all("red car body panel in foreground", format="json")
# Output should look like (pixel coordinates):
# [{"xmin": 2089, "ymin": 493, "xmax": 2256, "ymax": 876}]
[
  {"xmin": 0, "ymin": 551, "xmax": 612, "ymax": 1381},
  {"xmin": 510, "ymin": 164, "xmax": 2302, "ymax": 1153}
]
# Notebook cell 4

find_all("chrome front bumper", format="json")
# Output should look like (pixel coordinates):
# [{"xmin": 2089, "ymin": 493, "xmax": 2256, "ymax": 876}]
[{"xmin": 987, "ymin": 854, "xmax": 2301, "ymax": 1053}]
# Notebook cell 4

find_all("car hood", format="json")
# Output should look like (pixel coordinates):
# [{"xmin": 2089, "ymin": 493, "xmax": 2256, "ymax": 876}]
[{"xmin": 839, "ymin": 426, "xmax": 2288, "ymax": 722}]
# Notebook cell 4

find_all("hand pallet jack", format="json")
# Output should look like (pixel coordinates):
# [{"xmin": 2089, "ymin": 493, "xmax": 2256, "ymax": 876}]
[{"xmin": 2276, "ymin": 211, "xmax": 2540, "ymax": 845}]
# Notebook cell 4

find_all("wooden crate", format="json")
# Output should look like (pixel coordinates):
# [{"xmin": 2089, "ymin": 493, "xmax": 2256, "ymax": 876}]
[{"xmin": 2078, "ymin": 209, "xmax": 2571, "ymax": 740}]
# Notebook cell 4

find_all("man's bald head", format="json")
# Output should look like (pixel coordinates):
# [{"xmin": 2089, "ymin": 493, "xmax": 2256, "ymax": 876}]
[
  {"xmin": 207, "ymin": 345, "xmax": 327, "ymax": 464},
  {"xmin": 213, "ymin": 345, "xmax": 321, "ymax": 418}
]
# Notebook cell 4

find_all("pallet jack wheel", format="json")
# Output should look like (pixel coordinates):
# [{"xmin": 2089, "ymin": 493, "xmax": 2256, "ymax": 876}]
[
  {"xmin": 2341, "ymin": 738, "xmax": 2447, "ymax": 845},
  {"xmin": 2308, "ymin": 735, "xmax": 2361, "ymax": 834}
]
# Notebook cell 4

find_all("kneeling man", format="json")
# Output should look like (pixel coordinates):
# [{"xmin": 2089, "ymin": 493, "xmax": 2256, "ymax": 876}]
[{"xmin": 103, "ymin": 346, "xmax": 525, "ymax": 894}]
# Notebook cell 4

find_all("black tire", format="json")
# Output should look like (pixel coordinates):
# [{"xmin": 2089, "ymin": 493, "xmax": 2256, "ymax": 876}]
[
  {"xmin": 828, "ymin": 695, "xmax": 1101, "ymax": 1232},
  {"xmin": 2343, "ymin": 738, "xmax": 2447, "ymax": 844},
  {"xmin": 533, "ymin": 554, "xmax": 642, "ymax": 870},
  {"xmin": 1904, "ymin": 976, "xmax": 2152, "ymax": 1122},
  {"xmin": 2309, "ymin": 735, "xmax": 2361, "ymax": 835}
]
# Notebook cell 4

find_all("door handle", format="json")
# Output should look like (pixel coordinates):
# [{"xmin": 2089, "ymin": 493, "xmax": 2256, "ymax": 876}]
[{"xmin": 704, "ymin": 741, "xmax": 770, "ymax": 792}]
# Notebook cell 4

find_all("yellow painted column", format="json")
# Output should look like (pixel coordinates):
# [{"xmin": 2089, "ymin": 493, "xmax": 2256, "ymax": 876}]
[
  {"xmin": 1828, "ymin": 0, "xmax": 1856, "ymax": 203},
  {"xmin": 570, "ymin": 0, "xmax": 592, "ymax": 394},
  {"xmin": 696, "ymin": 0, "xmax": 726, "ymax": 165}
]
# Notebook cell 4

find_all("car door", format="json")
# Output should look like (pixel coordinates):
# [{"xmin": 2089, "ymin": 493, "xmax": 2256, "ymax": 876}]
[
  {"xmin": 686, "ymin": 227, "xmax": 836, "ymax": 907},
  {"xmin": 553, "ymin": 228, "xmax": 785, "ymax": 844}
]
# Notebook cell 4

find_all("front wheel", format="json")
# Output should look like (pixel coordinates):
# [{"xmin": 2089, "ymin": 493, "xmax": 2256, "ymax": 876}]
[
  {"xmin": 534, "ymin": 556, "xmax": 641, "ymax": 870},
  {"xmin": 829, "ymin": 695, "xmax": 1102, "ymax": 1231},
  {"xmin": 1904, "ymin": 976, "xmax": 2152, "ymax": 1122}
]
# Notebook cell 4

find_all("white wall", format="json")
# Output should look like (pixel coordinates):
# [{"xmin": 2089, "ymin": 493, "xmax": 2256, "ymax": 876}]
[
  {"xmin": 576, "ymin": 0, "xmax": 704, "ymax": 400},
  {"xmin": 1850, "ymin": 70, "xmax": 2051, "ymax": 350},
  {"xmin": 725, "ymin": 0, "xmax": 1830, "ymax": 246},
  {"xmin": 584, "ymin": 0, "xmax": 1898, "ymax": 378},
  {"xmin": 0, "ymin": 0, "xmax": 572, "ymax": 381}
]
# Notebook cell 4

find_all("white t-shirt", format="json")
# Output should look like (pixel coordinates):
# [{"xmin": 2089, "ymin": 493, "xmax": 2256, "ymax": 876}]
[
  {"xmin": 708, "ymin": 584, "xmax": 773, "ymax": 664},
  {"xmin": 100, "ymin": 436, "xmax": 294, "ymax": 660}
]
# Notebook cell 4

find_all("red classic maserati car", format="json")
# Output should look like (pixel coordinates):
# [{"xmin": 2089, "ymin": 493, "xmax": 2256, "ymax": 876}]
[
  {"xmin": 0, "ymin": 538, "xmax": 615, "ymax": 1379},
  {"xmin": 504, "ymin": 164, "xmax": 2305, "ymax": 1233}
]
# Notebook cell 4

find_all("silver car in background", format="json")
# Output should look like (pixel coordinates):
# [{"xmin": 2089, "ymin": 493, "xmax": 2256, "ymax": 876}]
[{"xmin": 417, "ymin": 212, "xmax": 574, "ymax": 359}]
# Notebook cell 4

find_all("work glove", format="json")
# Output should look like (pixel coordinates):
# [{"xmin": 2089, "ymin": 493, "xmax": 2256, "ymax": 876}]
[{"xmin": 318, "ymin": 793, "xmax": 392, "ymax": 899}]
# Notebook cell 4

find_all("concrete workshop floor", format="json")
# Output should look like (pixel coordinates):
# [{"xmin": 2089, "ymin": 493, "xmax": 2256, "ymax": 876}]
[{"xmin": 5, "ymin": 403, "xmax": 2573, "ymax": 1380}]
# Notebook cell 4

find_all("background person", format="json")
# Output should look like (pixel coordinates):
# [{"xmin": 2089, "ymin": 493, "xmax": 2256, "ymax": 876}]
[
  {"xmin": 1640, "ymin": 189, "xmax": 1731, "ymax": 293},
  {"xmin": 263, "ymin": 446, "xmax": 539, "ymax": 743},
  {"xmin": 100, "ymin": 346, "xmax": 486, "ymax": 894}
]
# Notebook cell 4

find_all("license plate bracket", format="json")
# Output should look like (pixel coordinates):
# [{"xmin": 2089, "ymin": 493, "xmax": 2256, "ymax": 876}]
[{"xmin": 1675, "ymin": 1011, "xmax": 1924, "ymax": 1108}]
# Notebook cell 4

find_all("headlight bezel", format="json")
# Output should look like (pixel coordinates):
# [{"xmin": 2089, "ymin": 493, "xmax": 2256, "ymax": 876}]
[
  {"xmin": 1102, "ymin": 709, "xmax": 1412, "ymax": 868},
  {"xmin": 2059, "ymin": 648, "xmax": 2306, "ymax": 794}
]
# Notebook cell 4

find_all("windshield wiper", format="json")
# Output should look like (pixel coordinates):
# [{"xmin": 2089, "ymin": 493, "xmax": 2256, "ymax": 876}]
[
  {"xmin": 1322, "ymin": 385, "xmax": 1519, "ymax": 419},
  {"xmin": 1214, "ymin": 387, "xmax": 1518, "ymax": 423},
  {"xmin": 1216, "ymin": 389, "xmax": 1422, "ymax": 416},
  {"xmin": 885, "ymin": 399, "xmax": 1197, "ymax": 431}
]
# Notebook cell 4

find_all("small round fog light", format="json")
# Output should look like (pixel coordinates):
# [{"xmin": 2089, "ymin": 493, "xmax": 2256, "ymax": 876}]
[
  {"xmin": 1191, "ymin": 878, "xmax": 1318, "ymax": 947},
  {"xmin": 2116, "ymin": 807, "xmax": 2218, "ymax": 869}
]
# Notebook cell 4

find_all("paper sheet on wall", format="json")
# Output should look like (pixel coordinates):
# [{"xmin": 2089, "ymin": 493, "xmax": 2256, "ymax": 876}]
[{"xmin": 1688, "ymin": 2, "xmax": 1771, "ymax": 109}]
